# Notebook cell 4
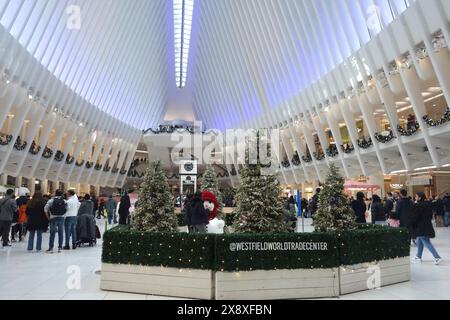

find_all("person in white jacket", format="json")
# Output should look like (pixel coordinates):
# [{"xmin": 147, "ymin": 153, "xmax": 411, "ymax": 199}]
[{"xmin": 64, "ymin": 190, "xmax": 80, "ymax": 250}]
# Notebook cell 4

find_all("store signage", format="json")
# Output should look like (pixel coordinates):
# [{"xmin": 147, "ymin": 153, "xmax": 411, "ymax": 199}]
[
  {"xmin": 406, "ymin": 175, "xmax": 432, "ymax": 186},
  {"xmin": 390, "ymin": 184, "xmax": 404, "ymax": 189}
]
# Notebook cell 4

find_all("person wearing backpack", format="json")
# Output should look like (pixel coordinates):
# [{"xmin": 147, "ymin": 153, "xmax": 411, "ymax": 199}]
[{"xmin": 44, "ymin": 190, "xmax": 67, "ymax": 253}]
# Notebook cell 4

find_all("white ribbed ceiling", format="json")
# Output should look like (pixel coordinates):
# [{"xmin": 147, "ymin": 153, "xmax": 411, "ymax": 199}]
[{"xmin": 0, "ymin": 0, "xmax": 415, "ymax": 131}]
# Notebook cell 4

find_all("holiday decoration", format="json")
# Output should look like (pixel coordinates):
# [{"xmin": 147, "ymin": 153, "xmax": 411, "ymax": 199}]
[
  {"xmin": 340, "ymin": 143, "xmax": 354, "ymax": 154},
  {"xmin": 75, "ymin": 159, "xmax": 85, "ymax": 167},
  {"xmin": 14, "ymin": 136, "xmax": 28, "ymax": 151},
  {"xmin": 94, "ymin": 163, "xmax": 103, "ymax": 170},
  {"xmin": 301, "ymin": 152, "xmax": 312, "ymax": 163},
  {"xmin": 233, "ymin": 134, "xmax": 291, "ymax": 233},
  {"xmin": 206, "ymin": 218, "xmax": 225, "ymax": 234},
  {"xmin": 132, "ymin": 161, "xmax": 177, "ymax": 232},
  {"xmin": 357, "ymin": 137, "xmax": 373, "ymax": 149},
  {"xmin": 42, "ymin": 146, "xmax": 53, "ymax": 159},
  {"xmin": 202, "ymin": 190, "xmax": 219, "ymax": 221},
  {"xmin": 325, "ymin": 144, "xmax": 339, "ymax": 158},
  {"xmin": 374, "ymin": 130, "xmax": 395, "ymax": 143},
  {"xmin": 66, "ymin": 154, "xmax": 74, "ymax": 165},
  {"xmin": 200, "ymin": 165, "xmax": 224, "ymax": 218},
  {"xmin": 85, "ymin": 161, "xmax": 93, "ymax": 169},
  {"xmin": 313, "ymin": 164, "xmax": 357, "ymax": 232},
  {"xmin": 313, "ymin": 151, "xmax": 325, "ymax": 161},
  {"xmin": 423, "ymin": 108, "xmax": 450, "ymax": 127},
  {"xmin": 0, "ymin": 133, "xmax": 12, "ymax": 146},
  {"xmin": 291, "ymin": 152, "xmax": 301, "ymax": 166},
  {"xmin": 54, "ymin": 150, "xmax": 64, "ymax": 162},
  {"xmin": 397, "ymin": 122, "xmax": 420, "ymax": 136},
  {"xmin": 281, "ymin": 158, "xmax": 291, "ymax": 168},
  {"xmin": 102, "ymin": 224, "xmax": 409, "ymax": 272},
  {"xmin": 29, "ymin": 141, "xmax": 40, "ymax": 154}
]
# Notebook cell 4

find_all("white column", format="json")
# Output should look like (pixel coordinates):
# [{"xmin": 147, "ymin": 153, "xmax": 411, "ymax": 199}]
[
  {"xmin": 41, "ymin": 179, "xmax": 48, "ymax": 195},
  {"xmin": 28, "ymin": 177, "xmax": 35, "ymax": 195},
  {"xmin": 16, "ymin": 176, "xmax": 23, "ymax": 188},
  {"xmin": 0, "ymin": 174, "xmax": 7, "ymax": 186}
]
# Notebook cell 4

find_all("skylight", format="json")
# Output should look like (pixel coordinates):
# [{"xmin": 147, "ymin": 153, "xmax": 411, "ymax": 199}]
[{"xmin": 174, "ymin": 0, "xmax": 194, "ymax": 88}]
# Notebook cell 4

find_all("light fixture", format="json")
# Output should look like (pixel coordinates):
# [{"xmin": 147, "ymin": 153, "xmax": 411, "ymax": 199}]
[
  {"xmin": 390, "ymin": 169, "xmax": 408, "ymax": 174},
  {"xmin": 414, "ymin": 166, "xmax": 436, "ymax": 171},
  {"xmin": 174, "ymin": 0, "xmax": 194, "ymax": 88}
]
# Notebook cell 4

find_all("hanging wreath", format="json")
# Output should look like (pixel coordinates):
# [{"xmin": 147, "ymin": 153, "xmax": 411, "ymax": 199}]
[
  {"xmin": 0, "ymin": 133, "xmax": 12, "ymax": 146},
  {"xmin": 313, "ymin": 151, "xmax": 325, "ymax": 161},
  {"xmin": 291, "ymin": 153, "xmax": 301, "ymax": 166},
  {"xmin": 85, "ymin": 161, "xmax": 93, "ymax": 169},
  {"xmin": 302, "ymin": 152, "xmax": 312, "ymax": 163},
  {"xmin": 374, "ymin": 130, "xmax": 395, "ymax": 143},
  {"xmin": 54, "ymin": 150, "xmax": 64, "ymax": 162},
  {"xmin": 66, "ymin": 154, "xmax": 75, "ymax": 165},
  {"xmin": 422, "ymin": 108, "xmax": 450, "ymax": 127},
  {"xmin": 75, "ymin": 160, "xmax": 85, "ymax": 167},
  {"xmin": 14, "ymin": 137, "xmax": 28, "ymax": 151},
  {"xmin": 340, "ymin": 143, "xmax": 355, "ymax": 154},
  {"xmin": 29, "ymin": 141, "xmax": 41, "ymax": 155},
  {"xmin": 94, "ymin": 163, "xmax": 103, "ymax": 171},
  {"xmin": 397, "ymin": 122, "xmax": 420, "ymax": 136},
  {"xmin": 325, "ymin": 145, "xmax": 339, "ymax": 158},
  {"xmin": 357, "ymin": 137, "xmax": 373, "ymax": 149},
  {"xmin": 281, "ymin": 158, "xmax": 291, "ymax": 168}
]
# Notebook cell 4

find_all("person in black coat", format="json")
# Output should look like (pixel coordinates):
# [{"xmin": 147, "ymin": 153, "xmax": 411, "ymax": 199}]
[
  {"xmin": 118, "ymin": 192, "xmax": 131, "ymax": 225},
  {"xmin": 442, "ymin": 193, "xmax": 450, "ymax": 227},
  {"xmin": 411, "ymin": 192, "xmax": 442, "ymax": 265},
  {"xmin": 26, "ymin": 192, "xmax": 48, "ymax": 251},
  {"xmin": 371, "ymin": 195, "xmax": 386, "ymax": 225},
  {"xmin": 395, "ymin": 189, "xmax": 414, "ymax": 230},
  {"xmin": 186, "ymin": 191, "xmax": 208, "ymax": 233},
  {"xmin": 352, "ymin": 192, "xmax": 367, "ymax": 223}
]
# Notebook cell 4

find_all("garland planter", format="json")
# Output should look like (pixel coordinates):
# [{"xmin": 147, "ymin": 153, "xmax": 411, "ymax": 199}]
[{"xmin": 100, "ymin": 226, "xmax": 410, "ymax": 300}]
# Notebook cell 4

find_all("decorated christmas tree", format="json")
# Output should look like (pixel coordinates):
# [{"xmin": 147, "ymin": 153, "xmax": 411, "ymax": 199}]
[
  {"xmin": 233, "ymin": 133, "xmax": 291, "ymax": 233},
  {"xmin": 313, "ymin": 163, "xmax": 357, "ymax": 232},
  {"xmin": 132, "ymin": 161, "xmax": 178, "ymax": 232},
  {"xmin": 200, "ymin": 165, "xmax": 223, "ymax": 218}
]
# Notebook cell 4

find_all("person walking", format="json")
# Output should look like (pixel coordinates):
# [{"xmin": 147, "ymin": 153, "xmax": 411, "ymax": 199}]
[
  {"xmin": 352, "ymin": 192, "xmax": 367, "ymax": 223},
  {"xmin": 411, "ymin": 192, "xmax": 443, "ymax": 265},
  {"xmin": 26, "ymin": 192, "xmax": 48, "ymax": 252},
  {"xmin": 118, "ymin": 192, "xmax": 131, "ymax": 225},
  {"xmin": 105, "ymin": 195, "xmax": 117, "ymax": 225},
  {"xmin": 371, "ymin": 195, "xmax": 386, "ymax": 225},
  {"xmin": 443, "ymin": 193, "xmax": 450, "ymax": 227},
  {"xmin": 44, "ymin": 190, "xmax": 67, "ymax": 253},
  {"xmin": 186, "ymin": 191, "xmax": 208, "ymax": 234},
  {"xmin": 64, "ymin": 190, "xmax": 80, "ymax": 250},
  {"xmin": 0, "ymin": 189, "xmax": 18, "ymax": 247},
  {"xmin": 396, "ymin": 189, "xmax": 414, "ymax": 235}
]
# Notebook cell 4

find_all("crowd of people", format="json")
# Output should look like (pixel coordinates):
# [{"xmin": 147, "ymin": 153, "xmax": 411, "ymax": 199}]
[
  {"xmin": 350, "ymin": 190, "xmax": 446, "ymax": 265},
  {"xmin": 0, "ymin": 189, "xmax": 133, "ymax": 253}
]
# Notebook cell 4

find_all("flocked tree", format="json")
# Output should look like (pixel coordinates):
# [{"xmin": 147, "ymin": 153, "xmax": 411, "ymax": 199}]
[
  {"xmin": 233, "ymin": 132, "xmax": 291, "ymax": 233},
  {"xmin": 132, "ymin": 161, "xmax": 178, "ymax": 232},
  {"xmin": 313, "ymin": 163, "xmax": 357, "ymax": 232},
  {"xmin": 200, "ymin": 165, "xmax": 223, "ymax": 218}
]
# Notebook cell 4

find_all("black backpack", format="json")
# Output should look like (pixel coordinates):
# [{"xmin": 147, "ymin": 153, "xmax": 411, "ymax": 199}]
[{"xmin": 51, "ymin": 197, "xmax": 67, "ymax": 216}]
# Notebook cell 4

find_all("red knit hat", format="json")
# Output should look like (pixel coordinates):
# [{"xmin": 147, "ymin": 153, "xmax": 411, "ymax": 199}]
[{"xmin": 201, "ymin": 190, "xmax": 218, "ymax": 221}]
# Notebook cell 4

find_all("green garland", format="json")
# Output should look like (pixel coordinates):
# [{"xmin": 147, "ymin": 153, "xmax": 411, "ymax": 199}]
[{"xmin": 102, "ymin": 225, "xmax": 410, "ymax": 271}]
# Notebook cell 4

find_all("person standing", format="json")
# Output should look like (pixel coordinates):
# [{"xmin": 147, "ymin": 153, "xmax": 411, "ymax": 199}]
[
  {"xmin": 309, "ymin": 188, "xmax": 321, "ymax": 217},
  {"xmin": 352, "ymin": 192, "xmax": 367, "ymax": 224},
  {"xmin": 118, "ymin": 192, "xmax": 131, "ymax": 225},
  {"xmin": 0, "ymin": 189, "xmax": 18, "ymax": 247},
  {"xmin": 396, "ymin": 189, "xmax": 414, "ymax": 230},
  {"xmin": 64, "ymin": 190, "xmax": 80, "ymax": 250},
  {"xmin": 411, "ymin": 192, "xmax": 443, "ymax": 265},
  {"xmin": 384, "ymin": 192, "xmax": 395, "ymax": 218},
  {"xmin": 12, "ymin": 193, "xmax": 28, "ymax": 242},
  {"xmin": 371, "ymin": 195, "xmax": 386, "ymax": 225},
  {"xmin": 105, "ymin": 195, "xmax": 117, "ymax": 225},
  {"xmin": 26, "ymin": 192, "xmax": 48, "ymax": 252},
  {"xmin": 432, "ymin": 195, "xmax": 445, "ymax": 228},
  {"xmin": 44, "ymin": 190, "xmax": 67, "ymax": 253},
  {"xmin": 91, "ymin": 193, "xmax": 99, "ymax": 217},
  {"xmin": 186, "ymin": 191, "xmax": 208, "ymax": 233},
  {"xmin": 443, "ymin": 193, "xmax": 450, "ymax": 227},
  {"xmin": 77, "ymin": 194, "xmax": 94, "ymax": 216}
]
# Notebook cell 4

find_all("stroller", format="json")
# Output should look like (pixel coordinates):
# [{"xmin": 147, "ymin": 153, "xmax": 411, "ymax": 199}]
[{"xmin": 76, "ymin": 214, "xmax": 97, "ymax": 247}]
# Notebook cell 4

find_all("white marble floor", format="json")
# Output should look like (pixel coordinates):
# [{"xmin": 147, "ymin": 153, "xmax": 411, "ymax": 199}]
[{"xmin": 1, "ymin": 219, "xmax": 449, "ymax": 300}]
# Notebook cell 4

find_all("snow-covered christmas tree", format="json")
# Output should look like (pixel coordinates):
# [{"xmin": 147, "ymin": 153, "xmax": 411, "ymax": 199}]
[
  {"xmin": 200, "ymin": 165, "xmax": 223, "ymax": 217},
  {"xmin": 313, "ymin": 163, "xmax": 356, "ymax": 232},
  {"xmin": 132, "ymin": 161, "xmax": 178, "ymax": 232},
  {"xmin": 233, "ymin": 133, "xmax": 291, "ymax": 233}
]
